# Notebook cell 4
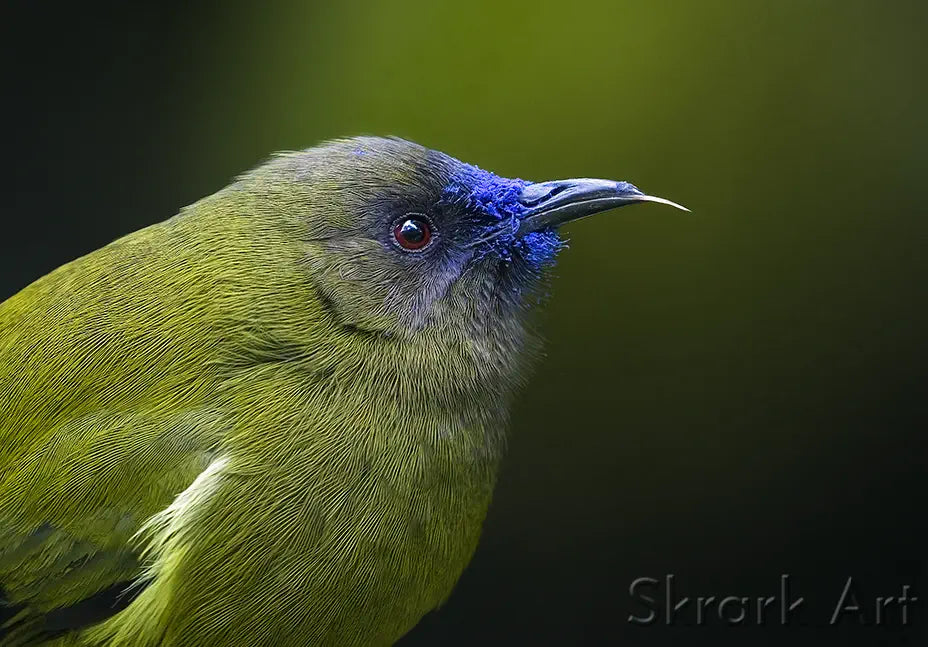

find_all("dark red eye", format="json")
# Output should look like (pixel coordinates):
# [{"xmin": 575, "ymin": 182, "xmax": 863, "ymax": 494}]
[{"xmin": 393, "ymin": 216, "xmax": 432, "ymax": 251}]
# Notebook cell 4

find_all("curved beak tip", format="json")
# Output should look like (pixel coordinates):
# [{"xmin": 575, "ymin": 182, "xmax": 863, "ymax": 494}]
[{"xmin": 636, "ymin": 194, "xmax": 691, "ymax": 213}]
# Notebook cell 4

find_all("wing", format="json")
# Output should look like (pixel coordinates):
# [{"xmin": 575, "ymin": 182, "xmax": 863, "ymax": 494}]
[
  {"xmin": 0, "ymin": 217, "xmax": 231, "ymax": 644},
  {"xmin": 0, "ymin": 408, "xmax": 223, "ymax": 645}
]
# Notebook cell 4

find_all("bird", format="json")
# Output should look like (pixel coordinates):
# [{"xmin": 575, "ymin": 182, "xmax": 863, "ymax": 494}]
[{"xmin": 0, "ymin": 136, "xmax": 686, "ymax": 646}]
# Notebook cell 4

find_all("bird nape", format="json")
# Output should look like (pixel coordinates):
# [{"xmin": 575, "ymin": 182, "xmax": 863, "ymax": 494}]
[{"xmin": 0, "ymin": 136, "xmax": 686, "ymax": 647}]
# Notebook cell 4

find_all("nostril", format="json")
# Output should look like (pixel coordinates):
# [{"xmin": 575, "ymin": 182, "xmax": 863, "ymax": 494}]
[{"xmin": 518, "ymin": 182, "xmax": 570, "ymax": 207}]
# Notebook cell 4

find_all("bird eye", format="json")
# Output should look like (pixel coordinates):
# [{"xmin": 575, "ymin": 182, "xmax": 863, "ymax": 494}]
[{"xmin": 392, "ymin": 215, "xmax": 433, "ymax": 251}]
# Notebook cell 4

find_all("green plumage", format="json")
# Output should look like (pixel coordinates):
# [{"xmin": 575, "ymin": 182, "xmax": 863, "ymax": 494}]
[
  {"xmin": 0, "ymin": 135, "xmax": 683, "ymax": 646},
  {"xmin": 0, "ymin": 138, "xmax": 533, "ymax": 646}
]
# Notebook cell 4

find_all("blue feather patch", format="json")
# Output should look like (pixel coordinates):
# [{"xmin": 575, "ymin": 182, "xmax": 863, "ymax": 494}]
[{"xmin": 440, "ymin": 164, "xmax": 564, "ymax": 268}]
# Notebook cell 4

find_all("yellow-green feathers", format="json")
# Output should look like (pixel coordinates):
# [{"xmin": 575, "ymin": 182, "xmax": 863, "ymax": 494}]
[{"xmin": 1, "ymin": 139, "xmax": 541, "ymax": 646}]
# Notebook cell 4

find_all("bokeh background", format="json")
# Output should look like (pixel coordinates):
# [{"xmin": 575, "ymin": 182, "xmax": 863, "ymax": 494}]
[{"xmin": 3, "ymin": 1, "xmax": 926, "ymax": 645}]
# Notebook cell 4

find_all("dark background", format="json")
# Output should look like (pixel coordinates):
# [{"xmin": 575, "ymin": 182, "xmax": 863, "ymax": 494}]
[{"xmin": 3, "ymin": 1, "xmax": 926, "ymax": 645}]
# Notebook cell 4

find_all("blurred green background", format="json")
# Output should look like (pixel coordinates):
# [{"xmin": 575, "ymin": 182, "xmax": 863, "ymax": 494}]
[{"xmin": 4, "ymin": 1, "xmax": 926, "ymax": 644}]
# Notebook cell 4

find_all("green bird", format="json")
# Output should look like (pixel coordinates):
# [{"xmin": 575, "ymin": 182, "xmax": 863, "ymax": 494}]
[{"xmin": 0, "ymin": 137, "xmax": 686, "ymax": 646}]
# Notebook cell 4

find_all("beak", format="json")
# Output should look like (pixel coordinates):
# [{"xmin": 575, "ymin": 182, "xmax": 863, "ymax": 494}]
[{"xmin": 515, "ymin": 178, "xmax": 689, "ymax": 237}]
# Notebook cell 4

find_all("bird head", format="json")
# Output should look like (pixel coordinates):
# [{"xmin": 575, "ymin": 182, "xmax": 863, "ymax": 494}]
[
  {"xmin": 242, "ymin": 137, "xmax": 685, "ymax": 343},
  {"xmin": 230, "ymin": 135, "xmax": 687, "ymax": 394}
]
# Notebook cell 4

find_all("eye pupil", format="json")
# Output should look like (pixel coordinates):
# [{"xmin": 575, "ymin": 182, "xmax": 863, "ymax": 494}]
[
  {"xmin": 393, "ymin": 217, "xmax": 432, "ymax": 250},
  {"xmin": 399, "ymin": 220, "xmax": 424, "ymax": 243}
]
